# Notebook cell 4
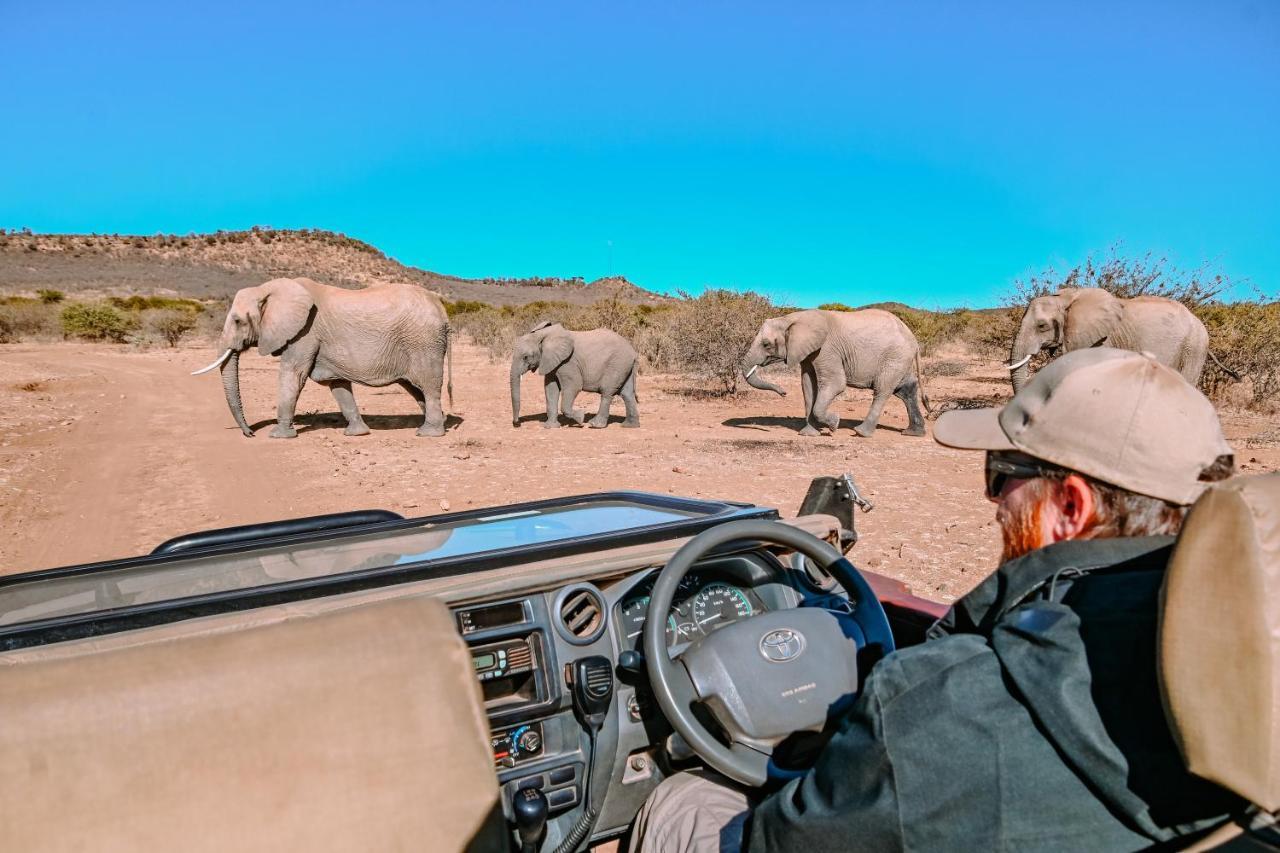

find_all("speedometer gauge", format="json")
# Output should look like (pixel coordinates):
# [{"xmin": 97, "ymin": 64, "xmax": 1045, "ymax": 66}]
[{"xmin": 691, "ymin": 583, "xmax": 754, "ymax": 633}]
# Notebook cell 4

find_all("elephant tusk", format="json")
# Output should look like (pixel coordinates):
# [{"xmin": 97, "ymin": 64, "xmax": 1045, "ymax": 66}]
[
  {"xmin": 1004, "ymin": 353, "xmax": 1033, "ymax": 371},
  {"xmin": 745, "ymin": 365, "xmax": 759, "ymax": 379},
  {"xmin": 191, "ymin": 349, "xmax": 233, "ymax": 376}
]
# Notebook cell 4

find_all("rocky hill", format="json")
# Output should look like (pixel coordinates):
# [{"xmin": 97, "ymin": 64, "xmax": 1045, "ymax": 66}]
[{"xmin": 0, "ymin": 228, "xmax": 670, "ymax": 307}]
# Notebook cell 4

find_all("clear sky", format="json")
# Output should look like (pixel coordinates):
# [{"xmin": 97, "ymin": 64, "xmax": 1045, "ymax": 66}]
[{"xmin": 1, "ymin": 1, "xmax": 1276, "ymax": 308}]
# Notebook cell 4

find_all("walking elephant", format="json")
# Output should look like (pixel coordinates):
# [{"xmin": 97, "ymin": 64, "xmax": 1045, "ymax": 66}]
[
  {"xmin": 1006, "ymin": 288, "xmax": 1210, "ymax": 392},
  {"xmin": 510, "ymin": 322, "xmax": 639, "ymax": 429},
  {"xmin": 742, "ymin": 309, "xmax": 928, "ymax": 437},
  {"xmin": 191, "ymin": 277, "xmax": 452, "ymax": 438}
]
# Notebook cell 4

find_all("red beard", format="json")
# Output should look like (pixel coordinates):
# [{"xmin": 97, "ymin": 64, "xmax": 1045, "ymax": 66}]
[{"xmin": 999, "ymin": 496, "xmax": 1045, "ymax": 563}]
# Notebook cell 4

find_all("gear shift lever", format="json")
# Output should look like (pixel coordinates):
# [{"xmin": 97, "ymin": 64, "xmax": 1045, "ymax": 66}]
[{"xmin": 513, "ymin": 786, "xmax": 548, "ymax": 853}]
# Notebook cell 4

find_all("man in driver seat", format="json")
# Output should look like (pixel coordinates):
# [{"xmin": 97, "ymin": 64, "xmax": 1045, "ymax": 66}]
[{"xmin": 630, "ymin": 347, "xmax": 1241, "ymax": 852}]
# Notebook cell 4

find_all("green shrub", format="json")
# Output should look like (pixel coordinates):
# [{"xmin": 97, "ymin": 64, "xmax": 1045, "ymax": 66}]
[
  {"xmin": 1196, "ymin": 298, "xmax": 1280, "ymax": 408},
  {"xmin": 61, "ymin": 303, "xmax": 134, "ymax": 342},
  {"xmin": 37, "ymin": 289, "xmax": 65, "ymax": 304},
  {"xmin": 817, "ymin": 302, "xmax": 855, "ymax": 311}
]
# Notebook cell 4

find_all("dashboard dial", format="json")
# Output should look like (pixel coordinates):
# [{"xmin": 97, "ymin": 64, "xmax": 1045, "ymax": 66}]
[
  {"xmin": 620, "ymin": 596, "xmax": 677, "ymax": 645},
  {"xmin": 691, "ymin": 583, "xmax": 754, "ymax": 631}
]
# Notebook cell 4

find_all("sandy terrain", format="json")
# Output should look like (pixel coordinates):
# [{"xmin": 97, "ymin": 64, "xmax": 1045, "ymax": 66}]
[{"xmin": 2, "ymin": 340, "xmax": 1277, "ymax": 603}]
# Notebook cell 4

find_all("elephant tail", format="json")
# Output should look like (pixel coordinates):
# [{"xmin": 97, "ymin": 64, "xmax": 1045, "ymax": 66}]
[
  {"xmin": 1206, "ymin": 348, "xmax": 1240, "ymax": 382},
  {"xmin": 915, "ymin": 351, "xmax": 933, "ymax": 414},
  {"xmin": 445, "ymin": 325, "xmax": 454, "ymax": 410}
]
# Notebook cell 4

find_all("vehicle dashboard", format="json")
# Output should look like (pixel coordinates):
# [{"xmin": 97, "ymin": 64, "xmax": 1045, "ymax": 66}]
[{"xmin": 454, "ymin": 548, "xmax": 855, "ymax": 845}]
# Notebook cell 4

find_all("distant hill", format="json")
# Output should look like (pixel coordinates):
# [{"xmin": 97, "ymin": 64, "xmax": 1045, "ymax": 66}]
[{"xmin": 0, "ymin": 228, "xmax": 671, "ymax": 307}]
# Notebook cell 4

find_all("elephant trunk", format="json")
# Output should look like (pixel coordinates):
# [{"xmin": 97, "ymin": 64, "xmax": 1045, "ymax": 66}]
[
  {"xmin": 220, "ymin": 350, "xmax": 255, "ymax": 437},
  {"xmin": 1007, "ymin": 327, "xmax": 1038, "ymax": 393},
  {"xmin": 510, "ymin": 363, "xmax": 523, "ymax": 427},
  {"xmin": 742, "ymin": 361, "xmax": 786, "ymax": 396}
]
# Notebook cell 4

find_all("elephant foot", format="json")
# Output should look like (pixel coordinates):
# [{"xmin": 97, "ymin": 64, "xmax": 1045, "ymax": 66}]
[
  {"xmin": 542, "ymin": 419, "xmax": 560, "ymax": 429},
  {"xmin": 822, "ymin": 417, "xmax": 840, "ymax": 432},
  {"xmin": 588, "ymin": 416, "xmax": 609, "ymax": 429},
  {"xmin": 798, "ymin": 425, "xmax": 820, "ymax": 437},
  {"xmin": 621, "ymin": 419, "xmax": 640, "ymax": 429},
  {"xmin": 416, "ymin": 424, "xmax": 446, "ymax": 437},
  {"xmin": 569, "ymin": 409, "xmax": 587, "ymax": 424},
  {"xmin": 270, "ymin": 426, "xmax": 298, "ymax": 439},
  {"xmin": 344, "ymin": 423, "xmax": 371, "ymax": 437},
  {"xmin": 854, "ymin": 423, "xmax": 876, "ymax": 438},
  {"xmin": 903, "ymin": 425, "xmax": 927, "ymax": 437}
]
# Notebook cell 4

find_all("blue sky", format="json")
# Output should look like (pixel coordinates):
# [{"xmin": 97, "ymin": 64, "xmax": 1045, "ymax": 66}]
[{"xmin": 1, "ymin": 1, "xmax": 1276, "ymax": 307}]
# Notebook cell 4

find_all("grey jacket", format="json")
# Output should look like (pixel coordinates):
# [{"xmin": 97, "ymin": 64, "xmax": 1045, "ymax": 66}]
[{"xmin": 746, "ymin": 537, "xmax": 1242, "ymax": 852}]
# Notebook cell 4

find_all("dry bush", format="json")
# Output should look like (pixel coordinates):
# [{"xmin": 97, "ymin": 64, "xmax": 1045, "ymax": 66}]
[
  {"xmin": 146, "ymin": 309, "xmax": 199, "ymax": 347},
  {"xmin": 662, "ymin": 289, "xmax": 775, "ymax": 395},
  {"xmin": 1197, "ymin": 298, "xmax": 1280, "ymax": 409},
  {"xmin": 0, "ymin": 298, "xmax": 62, "ymax": 340}
]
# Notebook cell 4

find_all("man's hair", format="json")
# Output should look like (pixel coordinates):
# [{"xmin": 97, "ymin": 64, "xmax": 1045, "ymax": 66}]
[{"xmin": 1041, "ymin": 454, "xmax": 1236, "ymax": 539}]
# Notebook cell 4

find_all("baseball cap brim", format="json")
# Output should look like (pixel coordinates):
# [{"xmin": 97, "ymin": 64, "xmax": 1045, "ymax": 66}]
[{"xmin": 933, "ymin": 408, "xmax": 1016, "ymax": 451}]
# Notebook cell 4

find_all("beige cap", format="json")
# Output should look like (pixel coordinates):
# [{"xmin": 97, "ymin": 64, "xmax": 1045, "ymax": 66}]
[{"xmin": 934, "ymin": 348, "xmax": 1233, "ymax": 505}]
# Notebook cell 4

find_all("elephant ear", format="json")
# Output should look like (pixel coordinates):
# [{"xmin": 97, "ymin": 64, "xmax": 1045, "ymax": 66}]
[
  {"xmin": 537, "ymin": 330, "xmax": 574, "ymax": 375},
  {"xmin": 785, "ymin": 313, "xmax": 828, "ymax": 367},
  {"xmin": 257, "ymin": 279, "xmax": 316, "ymax": 356},
  {"xmin": 1063, "ymin": 288, "xmax": 1123, "ymax": 351}
]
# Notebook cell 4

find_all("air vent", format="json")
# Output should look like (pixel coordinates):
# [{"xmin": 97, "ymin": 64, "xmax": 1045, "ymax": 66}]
[{"xmin": 553, "ymin": 584, "xmax": 607, "ymax": 645}]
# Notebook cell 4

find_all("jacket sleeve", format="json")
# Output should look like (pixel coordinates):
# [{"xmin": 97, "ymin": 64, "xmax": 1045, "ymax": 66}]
[{"xmin": 744, "ymin": 674, "xmax": 904, "ymax": 853}]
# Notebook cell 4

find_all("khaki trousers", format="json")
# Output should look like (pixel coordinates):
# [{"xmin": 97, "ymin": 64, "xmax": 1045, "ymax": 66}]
[{"xmin": 628, "ymin": 770, "xmax": 755, "ymax": 853}]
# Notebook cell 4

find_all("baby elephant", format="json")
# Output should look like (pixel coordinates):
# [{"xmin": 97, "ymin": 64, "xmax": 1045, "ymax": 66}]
[{"xmin": 511, "ymin": 322, "xmax": 640, "ymax": 429}]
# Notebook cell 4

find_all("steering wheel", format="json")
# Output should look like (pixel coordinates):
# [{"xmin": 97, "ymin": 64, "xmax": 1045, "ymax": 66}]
[{"xmin": 643, "ymin": 520, "xmax": 895, "ymax": 786}]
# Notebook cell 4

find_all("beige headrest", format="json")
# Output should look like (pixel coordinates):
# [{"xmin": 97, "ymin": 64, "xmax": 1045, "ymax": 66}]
[
  {"xmin": 0, "ymin": 594, "xmax": 504, "ymax": 852},
  {"xmin": 1160, "ymin": 473, "xmax": 1280, "ymax": 812}
]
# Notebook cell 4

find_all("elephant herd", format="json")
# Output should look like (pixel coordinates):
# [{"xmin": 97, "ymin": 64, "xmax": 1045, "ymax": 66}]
[{"xmin": 192, "ymin": 278, "xmax": 1223, "ymax": 440}]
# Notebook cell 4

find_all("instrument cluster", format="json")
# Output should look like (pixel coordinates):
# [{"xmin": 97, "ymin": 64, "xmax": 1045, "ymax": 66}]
[{"xmin": 617, "ymin": 571, "xmax": 766, "ymax": 647}]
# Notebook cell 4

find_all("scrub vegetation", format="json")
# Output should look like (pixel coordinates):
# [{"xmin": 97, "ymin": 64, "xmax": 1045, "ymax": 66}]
[{"xmin": 1, "ymin": 231, "xmax": 1274, "ymax": 410}]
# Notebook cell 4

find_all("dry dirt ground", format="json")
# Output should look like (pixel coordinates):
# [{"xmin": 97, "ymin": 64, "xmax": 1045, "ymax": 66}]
[{"xmin": 2, "ymin": 340, "xmax": 1277, "ymax": 603}]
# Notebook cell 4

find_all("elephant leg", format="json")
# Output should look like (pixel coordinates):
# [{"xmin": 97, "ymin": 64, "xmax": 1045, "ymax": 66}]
[
  {"xmin": 543, "ymin": 377, "xmax": 562, "ymax": 429},
  {"xmin": 558, "ymin": 375, "xmax": 586, "ymax": 425},
  {"xmin": 855, "ymin": 387, "xmax": 894, "ymax": 438},
  {"xmin": 590, "ymin": 393, "xmax": 612, "ymax": 429},
  {"xmin": 895, "ymin": 379, "xmax": 927, "ymax": 437},
  {"xmin": 322, "ymin": 380, "xmax": 370, "ymax": 436},
  {"xmin": 399, "ymin": 380, "xmax": 445, "ymax": 437},
  {"xmin": 270, "ymin": 366, "xmax": 307, "ymax": 439},
  {"xmin": 809, "ymin": 363, "xmax": 844, "ymax": 434},
  {"xmin": 620, "ymin": 371, "xmax": 640, "ymax": 428},
  {"xmin": 798, "ymin": 365, "xmax": 820, "ymax": 436}
]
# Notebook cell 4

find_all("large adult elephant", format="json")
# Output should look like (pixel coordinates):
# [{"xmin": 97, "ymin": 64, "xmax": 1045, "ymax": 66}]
[
  {"xmin": 191, "ymin": 278, "xmax": 452, "ymax": 438},
  {"xmin": 510, "ymin": 322, "xmax": 639, "ymax": 429},
  {"xmin": 1006, "ymin": 287, "xmax": 1209, "ymax": 392},
  {"xmin": 742, "ymin": 308, "xmax": 927, "ymax": 437}
]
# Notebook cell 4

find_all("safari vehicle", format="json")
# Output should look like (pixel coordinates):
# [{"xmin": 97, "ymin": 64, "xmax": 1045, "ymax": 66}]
[{"xmin": 0, "ymin": 477, "xmax": 1275, "ymax": 852}]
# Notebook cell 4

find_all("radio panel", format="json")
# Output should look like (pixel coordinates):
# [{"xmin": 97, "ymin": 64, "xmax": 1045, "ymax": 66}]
[{"xmin": 471, "ymin": 637, "xmax": 535, "ymax": 682}]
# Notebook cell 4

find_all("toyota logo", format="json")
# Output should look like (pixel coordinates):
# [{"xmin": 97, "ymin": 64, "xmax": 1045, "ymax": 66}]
[{"xmin": 759, "ymin": 629, "xmax": 806, "ymax": 663}]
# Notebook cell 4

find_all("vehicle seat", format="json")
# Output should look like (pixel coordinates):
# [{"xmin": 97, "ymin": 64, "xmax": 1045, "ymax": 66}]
[
  {"xmin": 1160, "ymin": 473, "xmax": 1280, "ymax": 844},
  {"xmin": 0, "ymin": 593, "xmax": 505, "ymax": 852}
]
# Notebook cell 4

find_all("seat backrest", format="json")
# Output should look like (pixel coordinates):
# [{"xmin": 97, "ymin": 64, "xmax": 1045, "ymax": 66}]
[
  {"xmin": 1160, "ymin": 473, "xmax": 1280, "ymax": 814},
  {"xmin": 0, "ymin": 593, "xmax": 504, "ymax": 852}
]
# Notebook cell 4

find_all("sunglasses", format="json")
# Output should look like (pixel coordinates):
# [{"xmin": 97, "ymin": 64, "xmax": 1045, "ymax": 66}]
[{"xmin": 984, "ymin": 452, "xmax": 1067, "ymax": 499}]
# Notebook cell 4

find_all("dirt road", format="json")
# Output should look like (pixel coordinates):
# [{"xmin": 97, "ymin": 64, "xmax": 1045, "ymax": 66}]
[{"xmin": 2, "ymin": 341, "xmax": 1277, "ymax": 602}]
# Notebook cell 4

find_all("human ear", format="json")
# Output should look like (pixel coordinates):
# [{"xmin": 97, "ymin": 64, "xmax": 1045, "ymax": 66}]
[{"xmin": 1051, "ymin": 474, "xmax": 1096, "ymax": 541}]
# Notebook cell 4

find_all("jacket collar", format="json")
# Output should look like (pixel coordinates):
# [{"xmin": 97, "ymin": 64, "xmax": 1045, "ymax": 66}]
[{"xmin": 941, "ymin": 536, "xmax": 1176, "ymax": 636}]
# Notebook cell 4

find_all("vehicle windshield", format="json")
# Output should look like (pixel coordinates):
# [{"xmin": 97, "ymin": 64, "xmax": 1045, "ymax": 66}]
[{"xmin": 0, "ymin": 499, "xmax": 699, "ymax": 627}]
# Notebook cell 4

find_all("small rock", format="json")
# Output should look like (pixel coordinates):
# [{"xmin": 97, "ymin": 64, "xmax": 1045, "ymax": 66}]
[
  {"xmin": 403, "ymin": 501, "xmax": 419, "ymax": 509},
  {"xmin": 439, "ymin": 499, "xmax": 451, "ymax": 511},
  {"xmin": 672, "ymin": 466, "xmax": 687, "ymax": 474},
  {"xmin": 60, "ymin": 420, "xmax": 73, "ymax": 426}
]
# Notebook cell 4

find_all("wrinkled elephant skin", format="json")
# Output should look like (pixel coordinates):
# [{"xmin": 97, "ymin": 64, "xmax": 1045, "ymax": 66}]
[
  {"xmin": 197, "ymin": 277, "xmax": 453, "ymax": 438},
  {"xmin": 510, "ymin": 323, "xmax": 640, "ymax": 430},
  {"xmin": 742, "ymin": 309, "xmax": 928, "ymax": 438}
]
